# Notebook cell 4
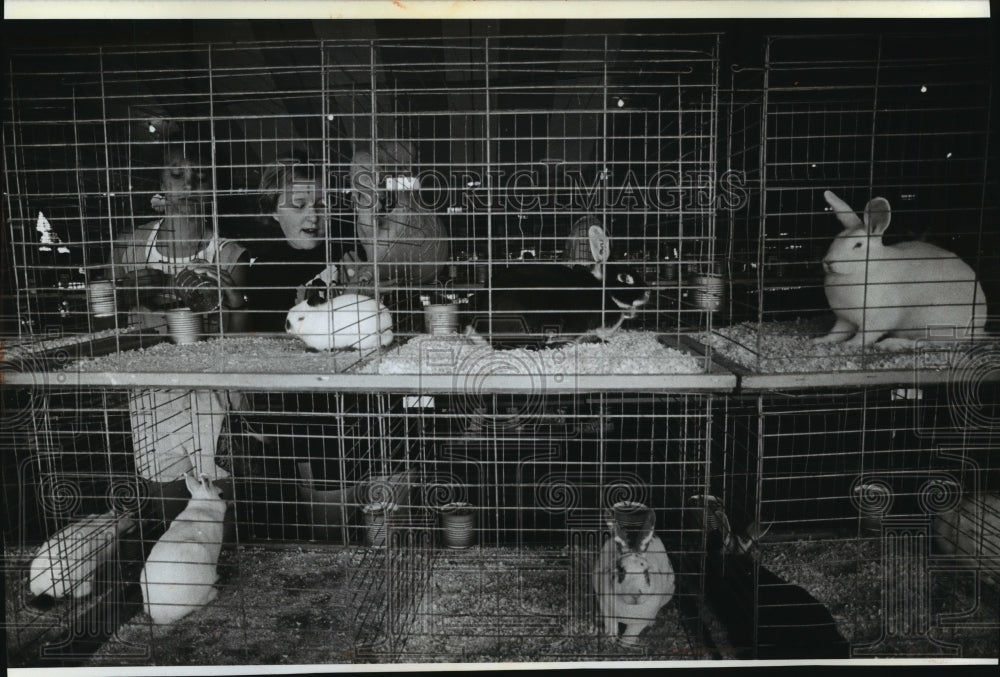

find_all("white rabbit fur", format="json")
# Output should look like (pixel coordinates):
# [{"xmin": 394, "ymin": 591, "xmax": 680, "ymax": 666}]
[
  {"xmin": 29, "ymin": 511, "xmax": 135, "ymax": 599},
  {"xmin": 592, "ymin": 509, "xmax": 675, "ymax": 646},
  {"xmin": 817, "ymin": 190, "xmax": 987, "ymax": 347},
  {"xmin": 140, "ymin": 473, "xmax": 227, "ymax": 625},
  {"xmin": 285, "ymin": 293, "xmax": 393, "ymax": 352}
]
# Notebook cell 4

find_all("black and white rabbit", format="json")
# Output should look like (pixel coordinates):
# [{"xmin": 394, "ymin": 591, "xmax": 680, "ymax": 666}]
[
  {"xmin": 592, "ymin": 506, "xmax": 675, "ymax": 646},
  {"xmin": 691, "ymin": 495, "xmax": 850, "ymax": 659},
  {"xmin": 466, "ymin": 227, "xmax": 649, "ymax": 349}
]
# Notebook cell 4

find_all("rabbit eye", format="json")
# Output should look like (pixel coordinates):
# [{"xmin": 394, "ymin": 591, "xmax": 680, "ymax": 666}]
[
  {"xmin": 617, "ymin": 273, "xmax": 634, "ymax": 285},
  {"xmin": 853, "ymin": 242, "xmax": 863, "ymax": 249}
]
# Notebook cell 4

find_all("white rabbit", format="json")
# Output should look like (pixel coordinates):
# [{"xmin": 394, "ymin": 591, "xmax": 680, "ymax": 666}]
[
  {"xmin": 139, "ymin": 473, "xmax": 227, "ymax": 625},
  {"xmin": 29, "ymin": 510, "xmax": 135, "ymax": 599},
  {"xmin": 285, "ymin": 293, "xmax": 393, "ymax": 352},
  {"xmin": 816, "ymin": 190, "xmax": 987, "ymax": 348},
  {"xmin": 592, "ymin": 508, "xmax": 675, "ymax": 646}
]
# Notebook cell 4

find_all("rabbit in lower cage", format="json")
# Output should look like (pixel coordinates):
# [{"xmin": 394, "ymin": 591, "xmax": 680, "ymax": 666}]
[
  {"xmin": 140, "ymin": 473, "xmax": 227, "ymax": 625},
  {"xmin": 816, "ymin": 190, "xmax": 988, "ymax": 348},
  {"xmin": 29, "ymin": 510, "xmax": 136, "ymax": 599},
  {"xmin": 592, "ymin": 508, "xmax": 675, "ymax": 646},
  {"xmin": 691, "ymin": 495, "xmax": 850, "ymax": 659}
]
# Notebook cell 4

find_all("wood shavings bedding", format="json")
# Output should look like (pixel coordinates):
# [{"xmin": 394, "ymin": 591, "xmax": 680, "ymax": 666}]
[
  {"xmin": 700, "ymin": 319, "xmax": 991, "ymax": 373},
  {"xmin": 396, "ymin": 546, "xmax": 703, "ymax": 662},
  {"xmin": 353, "ymin": 331, "xmax": 703, "ymax": 376},
  {"xmin": 67, "ymin": 336, "xmax": 364, "ymax": 374},
  {"xmin": 760, "ymin": 536, "xmax": 998, "ymax": 657},
  {"xmin": 89, "ymin": 546, "xmax": 365, "ymax": 666},
  {"xmin": 2, "ymin": 326, "xmax": 138, "ymax": 361}
]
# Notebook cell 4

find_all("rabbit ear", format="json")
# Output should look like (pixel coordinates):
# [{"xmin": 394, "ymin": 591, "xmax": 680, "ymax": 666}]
[
  {"xmin": 607, "ymin": 517, "xmax": 630, "ymax": 553},
  {"xmin": 184, "ymin": 472, "xmax": 200, "ymax": 496},
  {"xmin": 637, "ymin": 509, "xmax": 656, "ymax": 553},
  {"xmin": 863, "ymin": 198, "xmax": 891, "ymax": 237},
  {"xmin": 588, "ymin": 225, "xmax": 610, "ymax": 263},
  {"xmin": 824, "ymin": 190, "xmax": 864, "ymax": 230},
  {"xmin": 603, "ymin": 508, "xmax": 616, "ymax": 531}
]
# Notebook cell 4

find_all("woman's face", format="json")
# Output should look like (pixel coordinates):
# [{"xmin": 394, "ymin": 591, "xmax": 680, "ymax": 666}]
[
  {"xmin": 273, "ymin": 178, "xmax": 325, "ymax": 250},
  {"xmin": 161, "ymin": 151, "xmax": 211, "ymax": 211}
]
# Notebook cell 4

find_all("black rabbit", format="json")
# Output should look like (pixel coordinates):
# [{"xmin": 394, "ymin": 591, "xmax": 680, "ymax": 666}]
[
  {"xmin": 691, "ymin": 495, "xmax": 851, "ymax": 659},
  {"xmin": 466, "ymin": 262, "xmax": 649, "ymax": 350}
]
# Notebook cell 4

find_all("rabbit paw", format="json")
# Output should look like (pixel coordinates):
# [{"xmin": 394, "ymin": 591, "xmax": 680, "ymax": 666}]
[
  {"xmin": 812, "ymin": 332, "xmax": 849, "ymax": 345},
  {"xmin": 875, "ymin": 337, "xmax": 916, "ymax": 352},
  {"xmin": 618, "ymin": 621, "xmax": 652, "ymax": 647},
  {"xmin": 463, "ymin": 326, "xmax": 489, "ymax": 346},
  {"xmin": 583, "ymin": 328, "xmax": 614, "ymax": 343},
  {"xmin": 617, "ymin": 635, "xmax": 644, "ymax": 649},
  {"xmin": 813, "ymin": 317, "xmax": 856, "ymax": 344},
  {"xmin": 843, "ymin": 330, "xmax": 887, "ymax": 348}
]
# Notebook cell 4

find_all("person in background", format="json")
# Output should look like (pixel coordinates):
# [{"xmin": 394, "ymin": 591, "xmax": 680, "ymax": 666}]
[
  {"xmin": 236, "ymin": 158, "xmax": 347, "ymax": 539},
  {"xmin": 243, "ymin": 158, "xmax": 344, "ymax": 332},
  {"xmin": 113, "ymin": 147, "xmax": 250, "ymax": 334},
  {"xmin": 110, "ymin": 146, "xmax": 247, "ymax": 528}
]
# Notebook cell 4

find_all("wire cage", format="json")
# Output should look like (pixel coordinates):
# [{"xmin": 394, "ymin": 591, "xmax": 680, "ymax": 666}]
[
  {"xmin": 707, "ymin": 29, "xmax": 999, "ymax": 376},
  {"xmin": 2, "ymin": 385, "xmax": 715, "ymax": 665},
  {"xmin": 4, "ymin": 33, "xmax": 722, "ymax": 363},
  {"xmin": 709, "ymin": 381, "xmax": 1000, "ymax": 659},
  {"xmin": 4, "ymin": 22, "xmax": 999, "ymax": 669}
]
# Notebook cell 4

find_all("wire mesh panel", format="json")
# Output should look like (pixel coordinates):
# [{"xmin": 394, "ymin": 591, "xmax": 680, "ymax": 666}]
[
  {"xmin": 706, "ymin": 29, "xmax": 998, "ymax": 375},
  {"xmin": 6, "ymin": 21, "xmax": 996, "ymax": 670},
  {"xmin": 1, "ymin": 387, "xmax": 409, "ymax": 666},
  {"xmin": 709, "ymin": 382, "xmax": 1000, "ymax": 659},
  {"xmin": 3, "ymin": 386, "xmax": 714, "ymax": 665},
  {"xmin": 353, "ymin": 392, "xmax": 715, "ymax": 661},
  {"xmin": 4, "ymin": 33, "xmax": 721, "ymax": 363}
]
